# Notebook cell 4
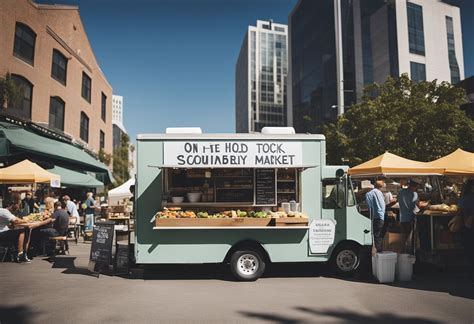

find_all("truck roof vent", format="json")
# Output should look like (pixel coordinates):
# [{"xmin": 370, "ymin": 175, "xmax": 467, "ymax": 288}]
[
  {"xmin": 261, "ymin": 127, "xmax": 295, "ymax": 135},
  {"xmin": 165, "ymin": 127, "xmax": 202, "ymax": 134}
]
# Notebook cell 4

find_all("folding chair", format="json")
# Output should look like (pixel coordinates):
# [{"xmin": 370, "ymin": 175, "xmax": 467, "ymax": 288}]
[{"xmin": 49, "ymin": 236, "xmax": 69, "ymax": 256}]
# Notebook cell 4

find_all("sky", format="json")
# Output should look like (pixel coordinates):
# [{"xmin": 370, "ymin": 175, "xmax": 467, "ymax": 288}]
[{"xmin": 37, "ymin": 0, "xmax": 473, "ymax": 142}]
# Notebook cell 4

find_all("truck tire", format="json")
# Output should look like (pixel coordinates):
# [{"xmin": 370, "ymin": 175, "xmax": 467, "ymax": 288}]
[
  {"xmin": 330, "ymin": 242, "xmax": 361, "ymax": 277},
  {"xmin": 230, "ymin": 249, "xmax": 266, "ymax": 281}
]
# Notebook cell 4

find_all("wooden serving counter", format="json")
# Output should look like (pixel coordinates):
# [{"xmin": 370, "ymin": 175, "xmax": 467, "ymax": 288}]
[{"xmin": 155, "ymin": 217, "xmax": 309, "ymax": 228}]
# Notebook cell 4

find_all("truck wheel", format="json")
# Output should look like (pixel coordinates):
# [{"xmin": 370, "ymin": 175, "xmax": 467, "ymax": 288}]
[
  {"xmin": 230, "ymin": 249, "xmax": 266, "ymax": 281},
  {"xmin": 330, "ymin": 243, "xmax": 360, "ymax": 277}
]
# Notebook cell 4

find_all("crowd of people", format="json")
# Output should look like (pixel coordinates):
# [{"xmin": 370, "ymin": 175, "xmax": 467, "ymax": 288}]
[
  {"xmin": 0, "ymin": 191, "xmax": 101, "ymax": 263},
  {"xmin": 366, "ymin": 178, "xmax": 473, "ymax": 265}
]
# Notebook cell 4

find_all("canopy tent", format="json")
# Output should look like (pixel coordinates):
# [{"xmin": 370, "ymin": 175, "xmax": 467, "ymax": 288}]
[
  {"xmin": 0, "ymin": 122, "xmax": 113, "ymax": 184},
  {"xmin": 348, "ymin": 152, "xmax": 445, "ymax": 177},
  {"xmin": 425, "ymin": 149, "xmax": 474, "ymax": 175},
  {"xmin": 0, "ymin": 159, "xmax": 60, "ymax": 184},
  {"xmin": 47, "ymin": 166, "xmax": 103, "ymax": 188},
  {"xmin": 108, "ymin": 178, "xmax": 134, "ymax": 205}
]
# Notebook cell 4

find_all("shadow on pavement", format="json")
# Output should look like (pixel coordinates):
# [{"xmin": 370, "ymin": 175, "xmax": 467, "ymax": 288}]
[
  {"xmin": 0, "ymin": 305, "xmax": 40, "ymax": 324},
  {"xmin": 239, "ymin": 307, "xmax": 443, "ymax": 324}
]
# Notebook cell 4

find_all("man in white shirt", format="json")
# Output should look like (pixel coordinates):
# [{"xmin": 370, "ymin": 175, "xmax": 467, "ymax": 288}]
[
  {"xmin": 0, "ymin": 197, "xmax": 30, "ymax": 262},
  {"xmin": 63, "ymin": 195, "xmax": 80, "ymax": 223}
]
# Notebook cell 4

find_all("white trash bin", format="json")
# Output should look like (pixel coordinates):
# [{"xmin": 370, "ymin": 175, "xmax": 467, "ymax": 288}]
[
  {"xmin": 374, "ymin": 251, "xmax": 397, "ymax": 283},
  {"xmin": 397, "ymin": 253, "xmax": 416, "ymax": 281}
]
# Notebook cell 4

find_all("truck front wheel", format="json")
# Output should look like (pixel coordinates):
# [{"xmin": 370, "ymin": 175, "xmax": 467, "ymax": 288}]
[
  {"xmin": 230, "ymin": 249, "xmax": 266, "ymax": 281},
  {"xmin": 330, "ymin": 243, "xmax": 361, "ymax": 277}
]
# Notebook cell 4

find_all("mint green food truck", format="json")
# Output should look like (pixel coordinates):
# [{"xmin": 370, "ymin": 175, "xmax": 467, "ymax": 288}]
[{"xmin": 135, "ymin": 127, "xmax": 372, "ymax": 281}]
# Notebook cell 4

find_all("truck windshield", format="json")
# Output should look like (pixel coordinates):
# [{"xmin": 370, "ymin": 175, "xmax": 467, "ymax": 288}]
[{"xmin": 346, "ymin": 176, "xmax": 356, "ymax": 207}]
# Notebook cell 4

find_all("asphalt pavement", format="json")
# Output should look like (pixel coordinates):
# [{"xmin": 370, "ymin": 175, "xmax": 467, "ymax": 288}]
[{"xmin": 0, "ymin": 242, "xmax": 472, "ymax": 324}]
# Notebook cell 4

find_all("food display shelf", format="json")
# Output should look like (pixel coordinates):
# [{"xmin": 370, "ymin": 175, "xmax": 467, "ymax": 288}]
[{"xmin": 153, "ymin": 226, "xmax": 309, "ymax": 230}]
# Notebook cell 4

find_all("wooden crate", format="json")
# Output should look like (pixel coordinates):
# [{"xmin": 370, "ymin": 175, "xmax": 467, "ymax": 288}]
[
  {"xmin": 155, "ymin": 217, "xmax": 272, "ymax": 227},
  {"xmin": 275, "ymin": 217, "xmax": 309, "ymax": 226}
]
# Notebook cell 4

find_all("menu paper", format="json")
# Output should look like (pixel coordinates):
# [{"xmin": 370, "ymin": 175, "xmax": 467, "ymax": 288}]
[
  {"xmin": 309, "ymin": 219, "xmax": 336, "ymax": 254},
  {"xmin": 164, "ymin": 141, "xmax": 303, "ymax": 168}
]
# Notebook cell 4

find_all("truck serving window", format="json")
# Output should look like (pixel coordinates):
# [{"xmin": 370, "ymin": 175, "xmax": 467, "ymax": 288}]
[{"xmin": 322, "ymin": 179, "xmax": 345, "ymax": 209}]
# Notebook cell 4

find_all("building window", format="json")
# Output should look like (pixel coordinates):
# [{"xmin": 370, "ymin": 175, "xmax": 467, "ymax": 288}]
[
  {"xmin": 51, "ymin": 49, "xmax": 67, "ymax": 85},
  {"xmin": 81, "ymin": 72, "xmax": 91, "ymax": 103},
  {"xmin": 49, "ymin": 96, "xmax": 65, "ymax": 131},
  {"xmin": 101, "ymin": 92, "xmax": 106, "ymax": 121},
  {"xmin": 80, "ymin": 112, "xmax": 89, "ymax": 143},
  {"xmin": 8, "ymin": 74, "xmax": 33, "ymax": 120},
  {"xmin": 407, "ymin": 2, "xmax": 425, "ymax": 55},
  {"xmin": 13, "ymin": 22, "xmax": 36, "ymax": 65},
  {"xmin": 100, "ymin": 130, "xmax": 105, "ymax": 150},
  {"xmin": 446, "ymin": 16, "xmax": 460, "ymax": 84},
  {"xmin": 410, "ymin": 62, "xmax": 426, "ymax": 81}
]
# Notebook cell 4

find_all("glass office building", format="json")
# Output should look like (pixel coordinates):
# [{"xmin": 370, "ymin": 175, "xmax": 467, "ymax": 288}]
[
  {"xmin": 236, "ymin": 20, "xmax": 288, "ymax": 133},
  {"xmin": 288, "ymin": 0, "xmax": 464, "ymax": 133}
]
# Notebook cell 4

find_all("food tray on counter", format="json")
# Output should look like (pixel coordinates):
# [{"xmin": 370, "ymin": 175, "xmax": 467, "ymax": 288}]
[
  {"xmin": 155, "ymin": 218, "xmax": 272, "ymax": 227},
  {"xmin": 275, "ymin": 217, "xmax": 309, "ymax": 226}
]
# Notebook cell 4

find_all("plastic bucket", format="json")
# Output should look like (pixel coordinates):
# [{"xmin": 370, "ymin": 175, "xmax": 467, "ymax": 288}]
[
  {"xmin": 375, "ymin": 251, "xmax": 397, "ymax": 283},
  {"xmin": 397, "ymin": 253, "xmax": 416, "ymax": 281}
]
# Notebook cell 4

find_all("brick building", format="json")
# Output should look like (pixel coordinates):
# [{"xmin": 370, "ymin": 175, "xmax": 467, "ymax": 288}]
[{"xmin": 0, "ymin": 0, "xmax": 113, "ymax": 155}]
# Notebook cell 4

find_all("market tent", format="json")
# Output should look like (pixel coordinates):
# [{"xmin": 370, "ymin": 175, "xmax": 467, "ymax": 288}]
[
  {"xmin": 47, "ymin": 166, "xmax": 104, "ymax": 188},
  {"xmin": 425, "ymin": 149, "xmax": 474, "ymax": 175},
  {"xmin": 0, "ymin": 159, "xmax": 60, "ymax": 184},
  {"xmin": 108, "ymin": 178, "xmax": 134, "ymax": 205},
  {"xmin": 348, "ymin": 152, "xmax": 445, "ymax": 177}
]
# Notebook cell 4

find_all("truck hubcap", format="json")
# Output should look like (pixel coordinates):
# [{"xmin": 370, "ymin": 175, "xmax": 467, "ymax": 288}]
[
  {"xmin": 237, "ymin": 254, "xmax": 259, "ymax": 275},
  {"xmin": 336, "ymin": 249, "xmax": 358, "ymax": 272}
]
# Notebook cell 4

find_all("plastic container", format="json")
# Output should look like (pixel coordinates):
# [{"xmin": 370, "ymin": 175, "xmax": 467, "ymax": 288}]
[
  {"xmin": 397, "ymin": 253, "xmax": 416, "ymax": 281},
  {"xmin": 374, "ymin": 251, "xmax": 397, "ymax": 283},
  {"xmin": 186, "ymin": 192, "xmax": 202, "ymax": 202},
  {"xmin": 171, "ymin": 197, "xmax": 184, "ymax": 203}
]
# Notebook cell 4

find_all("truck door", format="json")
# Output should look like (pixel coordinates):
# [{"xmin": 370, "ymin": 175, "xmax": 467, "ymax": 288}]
[{"xmin": 321, "ymin": 177, "xmax": 347, "ymax": 242}]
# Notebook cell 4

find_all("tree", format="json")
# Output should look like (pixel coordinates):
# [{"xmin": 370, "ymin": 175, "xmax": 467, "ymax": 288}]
[
  {"xmin": 98, "ymin": 148, "xmax": 111, "ymax": 167},
  {"xmin": 0, "ymin": 73, "xmax": 22, "ymax": 110},
  {"xmin": 112, "ymin": 133, "xmax": 130, "ymax": 185},
  {"xmin": 323, "ymin": 74, "xmax": 474, "ymax": 166}
]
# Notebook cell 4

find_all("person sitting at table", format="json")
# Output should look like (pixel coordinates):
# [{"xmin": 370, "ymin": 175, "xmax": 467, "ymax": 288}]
[
  {"xmin": 40, "ymin": 201, "xmax": 69, "ymax": 254},
  {"xmin": 0, "ymin": 197, "xmax": 30, "ymax": 262}
]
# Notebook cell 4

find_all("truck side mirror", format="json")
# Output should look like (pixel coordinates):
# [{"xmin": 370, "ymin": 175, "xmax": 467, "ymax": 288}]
[{"xmin": 335, "ymin": 168, "xmax": 345, "ymax": 178}]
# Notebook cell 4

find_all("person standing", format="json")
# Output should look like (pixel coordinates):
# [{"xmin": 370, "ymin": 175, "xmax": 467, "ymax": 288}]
[
  {"xmin": 85, "ymin": 192, "xmax": 95, "ymax": 231},
  {"xmin": 366, "ymin": 180, "xmax": 389, "ymax": 253},
  {"xmin": 21, "ymin": 192, "xmax": 39, "ymax": 216},
  {"xmin": 63, "ymin": 195, "xmax": 80, "ymax": 224},
  {"xmin": 457, "ymin": 180, "xmax": 474, "ymax": 269},
  {"xmin": 397, "ymin": 180, "xmax": 429, "ymax": 253}
]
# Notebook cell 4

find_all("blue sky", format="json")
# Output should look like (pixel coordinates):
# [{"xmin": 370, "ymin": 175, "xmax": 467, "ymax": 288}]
[{"xmin": 38, "ymin": 0, "xmax": 473, "ymax": 142}]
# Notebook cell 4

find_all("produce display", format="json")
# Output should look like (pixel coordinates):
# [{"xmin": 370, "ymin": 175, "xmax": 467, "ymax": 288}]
[
  {"xmin": 429, "ymin": 204, "xmax": 458, "ymax": 212},
  {"xmin": 22, "ymin": 213, "xmax": 44, "ymax": 222},
  {"xmin": 156, "ymin": 207, "xmax": 308, "ymax": 219}
]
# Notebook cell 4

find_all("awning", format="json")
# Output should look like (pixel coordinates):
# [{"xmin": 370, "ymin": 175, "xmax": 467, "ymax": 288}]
[
  {"xmin": 48, "ymin": 166, "xmax": 104, "ymax": 188},
  {"xmin": 0, "ymin": 122, "xmax": 113, "ymax": 184},
  {"xmin": 0, "ymin": 159, "xmax": 60, "ymax": 184},
  {"xmin": 108, "ymin": 178, "xmax": 134, "ymax": 205},
  {"xmin": 425, "ymin": 149, "xmax": 474, "ymax": 175},
  {"xmin": 348, "ymin": 152, "xmax": 445, "ymax": 177}
]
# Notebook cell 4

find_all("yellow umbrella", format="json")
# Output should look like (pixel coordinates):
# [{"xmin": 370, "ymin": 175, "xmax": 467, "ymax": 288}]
[
  {"xmin": 425, "ymin": 149, "xmax": 474, "ymax": 175},
  {"xmin": 348, "ymin": 152, "xmax": 445, "ymax": 177},
  {"xmin": 0, "ymin": 159, "xmax": 61, "ymax": 184}
]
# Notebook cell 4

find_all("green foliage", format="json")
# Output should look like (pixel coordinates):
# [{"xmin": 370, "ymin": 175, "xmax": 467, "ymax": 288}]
[
  {"xmin": 0, "ymin": 73, "xmax": 22, "ymax": 110},
  {"xmin": 323, "ymin": 74, "xmax": 473, "ymax": 165},
  {"xmin": 98, "ymin": 148, "xmax": 111, "ymax": 166},
  {"xmin": 112, "ymin": 133, "xmax": 130, "ymax": 185}
]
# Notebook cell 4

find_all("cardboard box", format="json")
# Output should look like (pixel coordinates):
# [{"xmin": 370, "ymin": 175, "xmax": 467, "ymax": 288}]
[
  {"xmin": 382, "ymin": 232, "xmax": 408, "ymax": 253},
  {"xmin": 155, "ymin": 217, "xmax": 272, "ymax": 227},
  {"xmin": 275, "ymin": 218, "xmax": 309, "ymax": 226}
]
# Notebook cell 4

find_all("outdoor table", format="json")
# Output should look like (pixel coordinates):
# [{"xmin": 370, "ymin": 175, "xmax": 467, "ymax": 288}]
[{"xmin": 421, "ymin": 210, "xmax": 456, "ymax": 250}]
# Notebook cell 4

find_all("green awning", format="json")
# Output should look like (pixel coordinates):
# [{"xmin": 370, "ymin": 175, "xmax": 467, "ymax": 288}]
[
  {"xmin": 48, "ymin": 166, "xmax": 104, "ymax": 188},
  {"xmin": 0, "ymin": 122, "xmax": 113, "ymax": 184}
]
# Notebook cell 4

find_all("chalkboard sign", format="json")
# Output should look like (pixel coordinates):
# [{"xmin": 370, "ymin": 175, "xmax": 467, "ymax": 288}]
[
  {"xmin": 114, "ymin": 244, "xmax": 129, "ymax": 274},
  {"xmin": 89, "ymin": 221, "xmax": 115, "ymax": 270},
  {"xmin": 255, "ymin": 169, "xmax": 276, "ymax": 205}
]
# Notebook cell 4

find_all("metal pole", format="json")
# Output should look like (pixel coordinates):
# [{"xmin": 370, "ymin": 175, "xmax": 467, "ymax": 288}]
[{"xmin": 334, "ymin": 0, "xmax": 345, "ymax": 117}]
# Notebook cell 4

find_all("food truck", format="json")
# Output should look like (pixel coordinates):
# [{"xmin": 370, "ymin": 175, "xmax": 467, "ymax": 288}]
[{"xmin": 135, "ymin": 127, "xmax": 372, "ymax": 280}]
